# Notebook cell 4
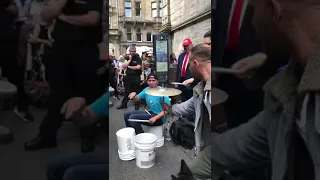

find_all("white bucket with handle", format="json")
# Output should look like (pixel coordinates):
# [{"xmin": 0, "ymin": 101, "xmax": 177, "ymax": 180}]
[{"xmin": 134, "ymin": 133, "xmax": 157, "ymax": 168}]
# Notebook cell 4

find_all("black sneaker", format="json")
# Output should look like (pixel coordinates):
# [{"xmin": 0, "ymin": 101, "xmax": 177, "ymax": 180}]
[
  {"xmin": 117, "ymin": 104, "xmax": 127, "ymax": 109},
  {"xmin": 13, "ymin": 108, "xmax": 34, "ymax": 122}
]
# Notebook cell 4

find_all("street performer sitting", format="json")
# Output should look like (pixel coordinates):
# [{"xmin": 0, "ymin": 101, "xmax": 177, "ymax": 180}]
[{"xmin": 123, "ymin": 73, "xmax": 171, "ymax": 134}]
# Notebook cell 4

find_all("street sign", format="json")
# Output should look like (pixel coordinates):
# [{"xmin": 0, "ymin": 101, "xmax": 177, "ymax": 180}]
[{"xmin": 153, "ymin": 34, "xmax": 169, "ymax": 85}]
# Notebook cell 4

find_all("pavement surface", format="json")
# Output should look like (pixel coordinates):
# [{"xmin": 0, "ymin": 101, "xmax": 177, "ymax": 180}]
[{"xmin": 109, "ymin": 97, "xmax": 194, "ymax": 180}]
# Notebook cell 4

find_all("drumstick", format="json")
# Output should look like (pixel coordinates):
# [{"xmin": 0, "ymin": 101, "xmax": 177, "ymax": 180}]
[
  {"xmin": 170, "ymin": 82, "xmax": 185, "ymax": 85},
  {"xmin": 144, "ymin": 109, "xmax": 151, "ymax": 115},
  {"xmin": 212, "ymin": 67, "xmax": 241, "ymax": 74},
  {"xmin": 128, "ymin": 119, "xmax": 149, "ymax": 123}
]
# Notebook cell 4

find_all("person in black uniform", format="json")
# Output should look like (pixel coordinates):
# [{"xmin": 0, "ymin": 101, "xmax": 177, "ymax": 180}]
[
  {"xmin": 117, "ymin": 45, "xmax": 142, "ymax": 110},
  {"xmin": 24, "ymin": 0, "xmax": 104, "ymax": 153}
]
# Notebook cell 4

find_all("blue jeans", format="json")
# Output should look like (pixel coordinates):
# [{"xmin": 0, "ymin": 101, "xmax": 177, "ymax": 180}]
[
  {"xmin": 124, "ymin": 110, "xmax": 163, "ymax": 134},
  {"xmin": 46, "ymin": 154, "xmax": 108, "ymax": 180}
]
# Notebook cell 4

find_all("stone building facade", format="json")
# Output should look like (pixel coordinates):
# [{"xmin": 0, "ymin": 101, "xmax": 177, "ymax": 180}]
[
  {"xmin": 108, "ymin": 0, "xmax": 121, "ymax": 57},
  {"xmin": 118, "ymin": 0, "xmax": 163, "ymax": 55},
  {"xmin": 160, "ymin": 0, "xmax": 212, "ymax": 56}
]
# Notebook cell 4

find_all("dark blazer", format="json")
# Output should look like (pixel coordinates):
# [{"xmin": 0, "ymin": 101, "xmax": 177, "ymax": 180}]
[
  {"xmin": 175, "ymin": 52, "xmax": 192, "ymax": 83},
  {"xmin": 212, "ymin": 0, "xmax": 262, "ymax": 68}
]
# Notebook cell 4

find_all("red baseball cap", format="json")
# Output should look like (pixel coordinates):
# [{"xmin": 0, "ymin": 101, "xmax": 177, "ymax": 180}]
[{"xmin": 182, "ymin": 38, "xmax": 192, "ymax": 46}]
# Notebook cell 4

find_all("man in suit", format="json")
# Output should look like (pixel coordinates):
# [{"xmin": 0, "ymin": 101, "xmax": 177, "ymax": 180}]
[{"xmin": 175, "ymin": 38, "xmax": 193, "ymax": 102}]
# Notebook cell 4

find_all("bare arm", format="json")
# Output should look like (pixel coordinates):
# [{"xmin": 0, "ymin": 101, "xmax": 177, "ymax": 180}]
[
  {"xmin": 128, "ymin": 65, "xmax": 141, "ymax": 70},
  {"xmin": 152, "ymin": 110, "xmax": 167, "ymax": 120},
  {"xmin": 58, "ymin": 11, "xmax": 100, "ymax": 27},
  {"xmin": 41, "ymin": 0, "xmax": 67, "ymax": 22},
  {"xmin": 130, "ymin": 93, "xmax": 140, "ymax": 102},
  {"xmin": 122, "ymin": 60, "xmax": 131, "ymax": 68}
]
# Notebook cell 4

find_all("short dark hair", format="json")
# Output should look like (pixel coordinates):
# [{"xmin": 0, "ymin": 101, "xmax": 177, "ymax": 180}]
[
  {"xmin": 204, "ymin": 30, "xmax": 211, "ymax": 39},
  {"xmin": 190, "ymin": 44, "xmax": 211, "ymax": 62},
  {"xmin": 147, "ymin": 73, "xmax": 158, "ymax": 80}
]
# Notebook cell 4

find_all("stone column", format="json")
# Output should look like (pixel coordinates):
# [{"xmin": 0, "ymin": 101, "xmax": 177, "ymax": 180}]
[
  {"xmin": 156, "ymin": 0, "xmax": 160, "ymax": 17},
  {"xmin": 119, "ymin": 0, "xmax": 124, "ymax": 16}
]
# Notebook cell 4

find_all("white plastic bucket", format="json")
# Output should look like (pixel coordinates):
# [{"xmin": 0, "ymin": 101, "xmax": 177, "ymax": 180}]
[
  {"xmin": 134, "ymin": 133, "xmax": 157, "ymax": 168},
  {"xmin": 118, "ymin": 149, "xmax": 135, "ymax": 161},
  {"xmin": 147, "ymin": 126, "xmax": 164, "ymax": 147},
  {"xmin": 116, "ymin": 128, "xmax": 136, "ymax": 153}
]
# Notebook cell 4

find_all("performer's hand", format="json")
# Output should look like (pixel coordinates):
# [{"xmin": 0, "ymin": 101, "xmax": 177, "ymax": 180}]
[
  {"xmin": 148, "ymin": 117, "xmax": 157, "ymax": 124},
  {"xmin": 231, "ymin": 53, "xmax": 266, "ymax": 78},
  {"xmin": 183, "ymin": 78, "xmax": 194, "ymax": 86},
  {"xmin": 128, "ymin": 92, "xmax": 137, "ymax": 100},
  {"xmin": 161, "ymin": 103, "xmax": 173, "ymax": 115},
  {"xmin": 61, "ymin": 97, "xmax": 86, "ymax": 119},
  {"xmin": 71, "ymin": 107, "xmax": 95, "ymax": 127}
]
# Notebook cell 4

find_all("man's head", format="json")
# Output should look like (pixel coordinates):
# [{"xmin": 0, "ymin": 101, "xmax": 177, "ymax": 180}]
[
  {"xmin": 182, "ymin": 38, "xmax": 193, "ymax": 53},
  {"xmin": 129, "ymin": 45, "xmax": 136, "ymax": 56},
  {"xmin": 189, "ymin": 44, "xmax": 211, "ymax": 82},
  {"xmin": 249, "ymin": 0, "xmax": 320, "ymax": 62},
  {"xmin": 144, "ymin": 61, "xmax": 150, "ymax": 69},
  {"xmin": 203, "ymin": 30, "xmax": 211, "ymax": 48},
  {"xmin": 146, "ymin": 73, "xmax": 158, "ymax": 88}
]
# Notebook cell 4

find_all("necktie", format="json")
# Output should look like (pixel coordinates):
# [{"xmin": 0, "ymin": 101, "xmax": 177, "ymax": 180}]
[
  {"xmin": 181, "ymin": 53, "xmax": 189, "ymax": 77},
  {"xmin": 227, "ymin": 0, "xmax": 244, "ymax": 50}
]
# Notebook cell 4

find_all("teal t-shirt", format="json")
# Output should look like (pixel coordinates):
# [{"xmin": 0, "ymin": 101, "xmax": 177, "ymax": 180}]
[
  {"xmin": 137, "ymin": 86, "xmax": 171, "ymax": 122},
  {"xmin": 89, "ymin": 91, "xmax": 109, "ymax": 118}
]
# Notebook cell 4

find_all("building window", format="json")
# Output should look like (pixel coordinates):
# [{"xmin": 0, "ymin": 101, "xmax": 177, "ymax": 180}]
[
  {"xmin": 151, "ymin": 2, "xmax": 157, "ymax": 17},
  {"xmin": 125, "ymin": 1, "xmax": 131, "ymax": 17},
  {"xmin": 136, "ymin": 28, "xmax": 142, "ymax": 42},
  {"xmin": 127, "ymin": 27, "xmax": 132, "ymax": 41},
  {"xmin": 147, "ymin": 32, "xmax": 152, "ymax": 42},
  {"xmin": 135, "ymin": 1, "xmax": 141, "ymax": 17},
  {"xmin": 159, "ymin": 1, "xmax": 162, "ymax": 17}
]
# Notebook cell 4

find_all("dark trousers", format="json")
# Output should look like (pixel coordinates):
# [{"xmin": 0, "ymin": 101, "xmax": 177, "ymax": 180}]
[
  {"xmin": 224, "ymin": 89, "xmax": 264, "ymax": 129},
  {"xmin": 39, "ymin": 43, "xmax": 102, "ymax": 140},
  {"xmin": 178, "ymin": 77, "xmax": 193, "ymax": 102},
  {"xmin": 109, "ymin": 77, "xmax": 118, "ymax": 97},
  {"xmin": 46, "ymin": 153, "xmax": 108, "ymax": 180},
  {"xmin": 124, "ymin": 110, "xmax": 163, "ymax": 134},
  {"xmin": 0, "ymin": 43, "xmax": 29, "ymax": 112},
  {"xmin": 121, "ymin": 75, "xmax": 140, "ymax": 105}
]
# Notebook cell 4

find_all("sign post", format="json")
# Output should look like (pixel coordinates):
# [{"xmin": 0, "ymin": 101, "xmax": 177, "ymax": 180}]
[{"xmin": 153, "ymin": 34, "xmax": 169, "ymax": 87}]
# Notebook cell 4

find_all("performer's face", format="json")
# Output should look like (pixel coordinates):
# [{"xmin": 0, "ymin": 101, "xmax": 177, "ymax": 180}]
[{"xmin": 147, "ymin": 77, "xmax": 158, "ymax": 88}]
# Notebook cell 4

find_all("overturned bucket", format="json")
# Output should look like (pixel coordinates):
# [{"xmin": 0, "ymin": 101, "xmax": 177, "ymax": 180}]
[
  {"xmin": 134, "ymin": 133, "xmax": 157, "ymax": 168},
  {"xmin": 147, "ymin": 126, "xmax": 164, "ymax": 147},
  {"xmin": 116, "ymin": 127, "xmax": 136, "ymax": 161}
]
